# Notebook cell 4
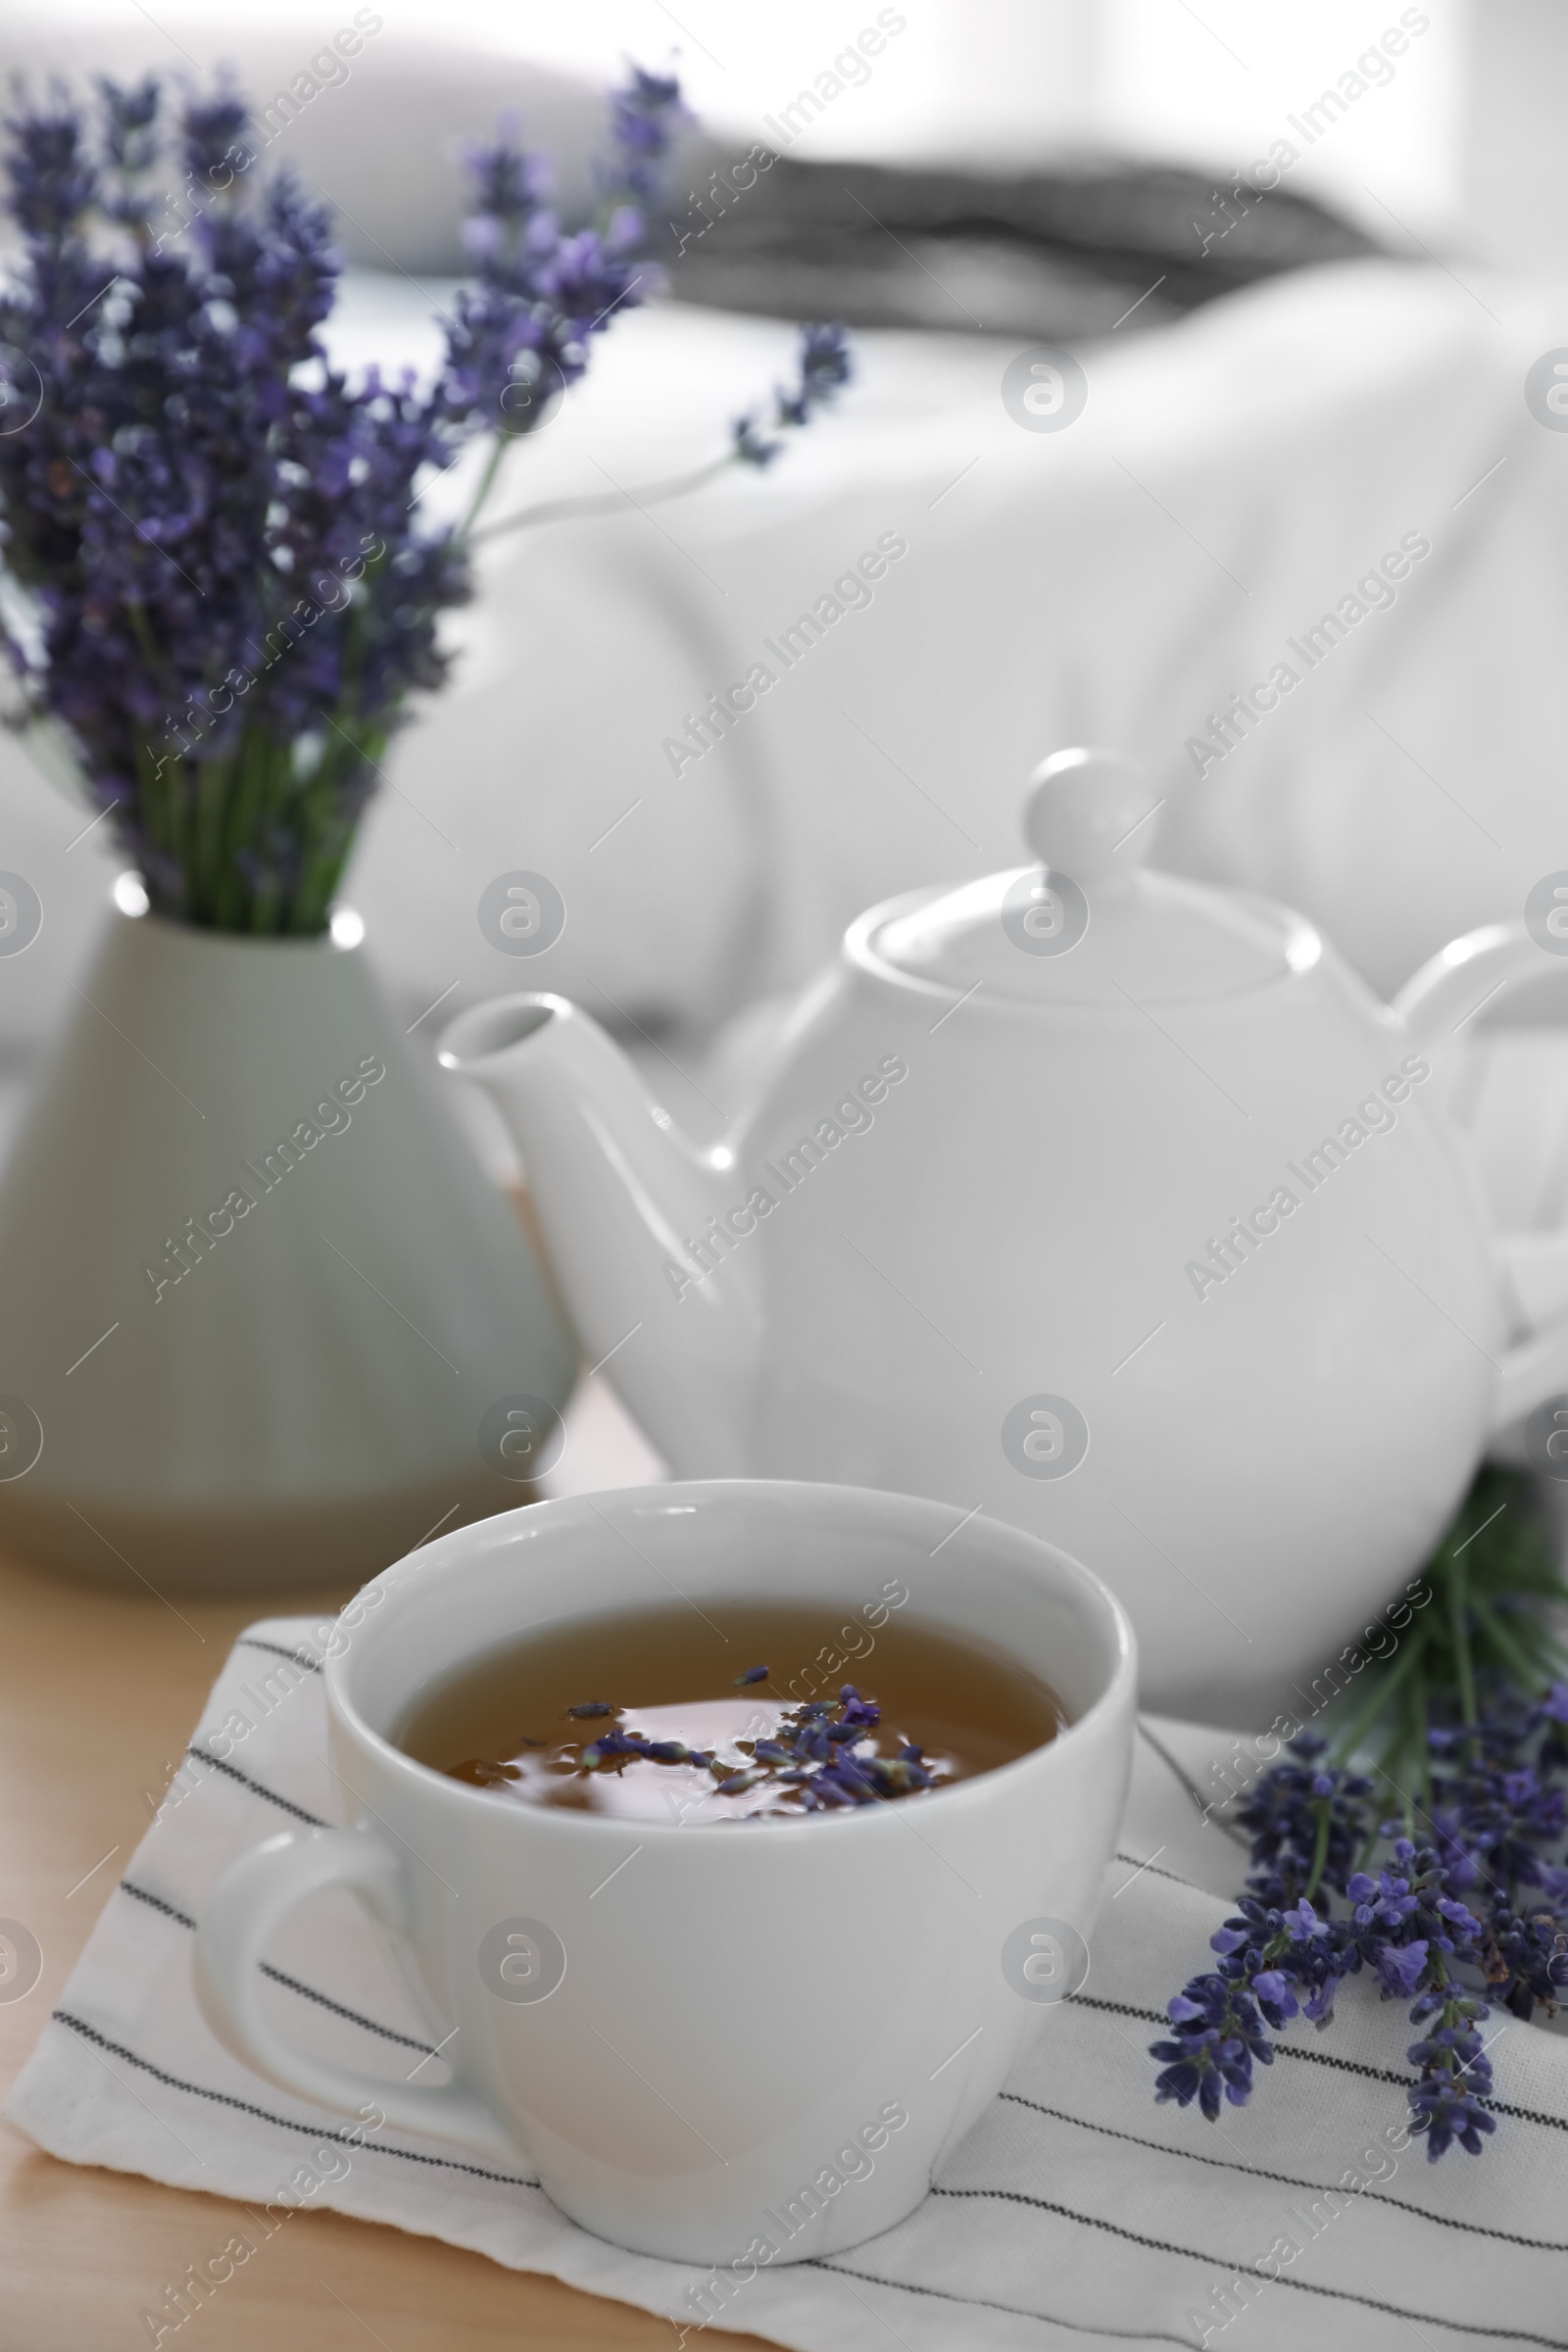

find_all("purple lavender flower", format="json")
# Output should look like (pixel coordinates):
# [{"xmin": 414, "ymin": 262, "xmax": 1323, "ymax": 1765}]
[
  {"xmin": 1377, "ymin": 1938, "xmax": 1429, "ymax": 1999},
  {"xmin": 1487, "ymin": 1904, "xmax": 1568, "ymax": 2018},
  {"xmin": 1152, "ymin": 1974, "xmax": 1274, "ymax": 2121},
  {"xmin": 568, "ymin": 1678, "xmax": 926, "ymax": 1811},
  {"xmin": 734, "ymin": 322, "xmax": 852, "ymax": 466},
  {"xmin": 604, "ymin": 66, "xmax": 689, "ymax": 210},
  {"xmin": 1232, "ymin": 1734, "xmax": 1372, "ymax": 1906},
  {"xmin": 1150, "ymin": 1718, "xmax": 1565, "ymax": 2160},
  {"xmin": 1248, "ymin": 1968, "xmax": 1298, "ymax": 2016},
  {"xmin": 1407, "ymin": 2014, "xmax": 1496, "ymax": 2159},
  {"xmin": 1432, "ymin": 1712, "xmax": 1567, "ymax": 1892},
  {"xmin": 0, "ymin": 64, "xmax": 832, "ymax": 935},
  {"xmin": 1409, "ymin": 2074, "xmax": 1495, "ymax": 2160},
  {"xmin": 0, "ymin": 75, "xmax": 616, "ymax": 927}
]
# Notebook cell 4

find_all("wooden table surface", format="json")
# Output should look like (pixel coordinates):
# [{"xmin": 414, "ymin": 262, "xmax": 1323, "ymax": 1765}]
[{"xmin": 0, "ymin": 1541, "xmax": 770, "ymax": 2352}]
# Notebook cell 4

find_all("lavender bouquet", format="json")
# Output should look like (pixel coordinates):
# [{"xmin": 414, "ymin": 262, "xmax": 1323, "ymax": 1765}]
[
  {"xmin": 0, "ymin": 72, "xmax": 848, "ymax": 934},
  {"xmin": 1152, "ymin": 1470, "xmax": 1568, "ymax": 2160}
]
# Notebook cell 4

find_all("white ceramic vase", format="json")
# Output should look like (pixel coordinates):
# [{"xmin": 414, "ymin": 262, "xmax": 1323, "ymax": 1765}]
[{"xmin": 0, "ymin": 907, "xmax": 576, "ymax": 1590}]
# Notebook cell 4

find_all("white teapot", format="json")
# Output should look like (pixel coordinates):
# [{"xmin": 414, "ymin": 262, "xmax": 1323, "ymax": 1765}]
[{"xmin": 440, "ymin": 751, "xmax": 1568, "ymax": 1721}]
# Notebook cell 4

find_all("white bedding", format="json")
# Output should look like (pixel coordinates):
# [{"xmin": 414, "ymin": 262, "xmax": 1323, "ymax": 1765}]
[{"xmin": 4, "ymin": 256, "xmax": 1567, "ymax": 1065}]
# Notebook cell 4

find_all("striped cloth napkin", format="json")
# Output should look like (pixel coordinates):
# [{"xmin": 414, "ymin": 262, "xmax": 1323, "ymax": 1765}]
[{"xmin": 7, "ymin": 1616, "xmax": 1567, "ymax": 2352}]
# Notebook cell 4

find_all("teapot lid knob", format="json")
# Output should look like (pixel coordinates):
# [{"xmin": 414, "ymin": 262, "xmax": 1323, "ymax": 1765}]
[{"xmin": 1023, "ymin": 747, "xmax": 1157, "ymax": 885}]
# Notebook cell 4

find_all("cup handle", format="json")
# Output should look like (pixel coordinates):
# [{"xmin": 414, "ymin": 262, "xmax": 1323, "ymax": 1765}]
[
  {"xmin": 1395, "ymin": 918, "xmax": 1568, "ymax": 1433},
  {"xmin": 193, "ymin": 1825, "xmax": 518, "ymax": 2161}
]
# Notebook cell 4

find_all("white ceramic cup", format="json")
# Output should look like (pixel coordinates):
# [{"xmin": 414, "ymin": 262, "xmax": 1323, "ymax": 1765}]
[{"xmin": 194, "ymin": 1480, "xmax": 1136, "ymax": 2264}]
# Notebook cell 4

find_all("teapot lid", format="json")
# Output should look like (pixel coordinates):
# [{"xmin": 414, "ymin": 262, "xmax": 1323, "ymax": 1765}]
[{"xmin": 869, "ymin": 748, "xmax": 1313, "ymax": 1006}]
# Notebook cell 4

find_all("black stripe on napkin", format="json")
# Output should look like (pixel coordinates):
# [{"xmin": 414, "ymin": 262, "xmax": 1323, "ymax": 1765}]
[
  {"xmin": 183, "ymin": 1748, "xmax": 328, "ymax": 1827},
  {"xmin": 999, "ymin": 2091, "xmax": 1568, "ymax": 2256},
  {"xmin": 927, "ymin": 2184, "xmax": 1568, "ymax": 2348},
  {"xmin": 235, "ymin": 1637, "xmax": 324, "ymax": 1674},
  {"xmin": 119, "ymin": 1882, "xmax": 437, "ymax": 2058},
  {"xmin": 1112, "ymin": 1849, "xmax": 1204, "ymax": 1893},
  {"xmin": 51, "ymin": 2013, "xmax": 539, "ymax": 2188}
]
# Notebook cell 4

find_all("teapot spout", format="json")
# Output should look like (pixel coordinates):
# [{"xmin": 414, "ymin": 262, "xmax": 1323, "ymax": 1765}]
[{"xmin": 438, "ymin": 996, "xmax": 758, "ymax": 1474}]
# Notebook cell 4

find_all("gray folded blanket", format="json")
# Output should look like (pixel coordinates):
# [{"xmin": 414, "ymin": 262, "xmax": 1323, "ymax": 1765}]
[{"xmin": 664, "ymin": 148, "xmax": 1383, "ymax": 339}]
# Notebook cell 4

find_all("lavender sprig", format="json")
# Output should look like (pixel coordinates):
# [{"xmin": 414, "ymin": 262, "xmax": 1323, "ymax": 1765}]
[
  {"xmin": 1325, "ymin": 1467, "xmax": 1568, "ymax": 1821},
  {"xmin": 466, "ymin": 318, "xmax": 854, "ymax": 548},
  {"xmin": 1152, "ymin": 1702, "xmax": 1568, "ymax": 2158},
  {"xmin": 1153, "ymin": 1471, "xmax": 1568, "ymax": 2159},
  {"xmin": 0, "ymin": 71, "xmax": 674, "ymax": 929},
  {"xmin": 0, "ymin": 67, "xmax": 848, "ymax": 935},
  {"xmin": 732, "ymin": 322, "xmax": 853, "ymax": 466},
  {"xmin": 602, "ymin": 65, "xmax": 690, "ymax": 211}
]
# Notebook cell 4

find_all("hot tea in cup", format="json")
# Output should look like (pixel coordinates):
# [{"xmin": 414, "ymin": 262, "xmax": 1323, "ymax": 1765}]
[{"xmin": 402, "ymin": 1598, "xmax": 1064, "ymax": 1821}]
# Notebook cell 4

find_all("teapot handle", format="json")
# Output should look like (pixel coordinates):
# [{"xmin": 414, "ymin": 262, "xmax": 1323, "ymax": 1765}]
[
  {"xmin": 1395, "ymin": 918, "xmax": 1568, "ymax": 1441},
  {"xmin": 1391, "ymin": 919, "xmax": 1547, "ymax": 1066}
]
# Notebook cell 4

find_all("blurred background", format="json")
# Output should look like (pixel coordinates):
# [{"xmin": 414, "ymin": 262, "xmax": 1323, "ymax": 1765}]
[
  {"xmin": 2, "ymin": 0, "xmax": 1566, "ymax": 1185},
  {"xmin": 9, "ymin": 13, "xmax": 1568, "ymax": 2321}
]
